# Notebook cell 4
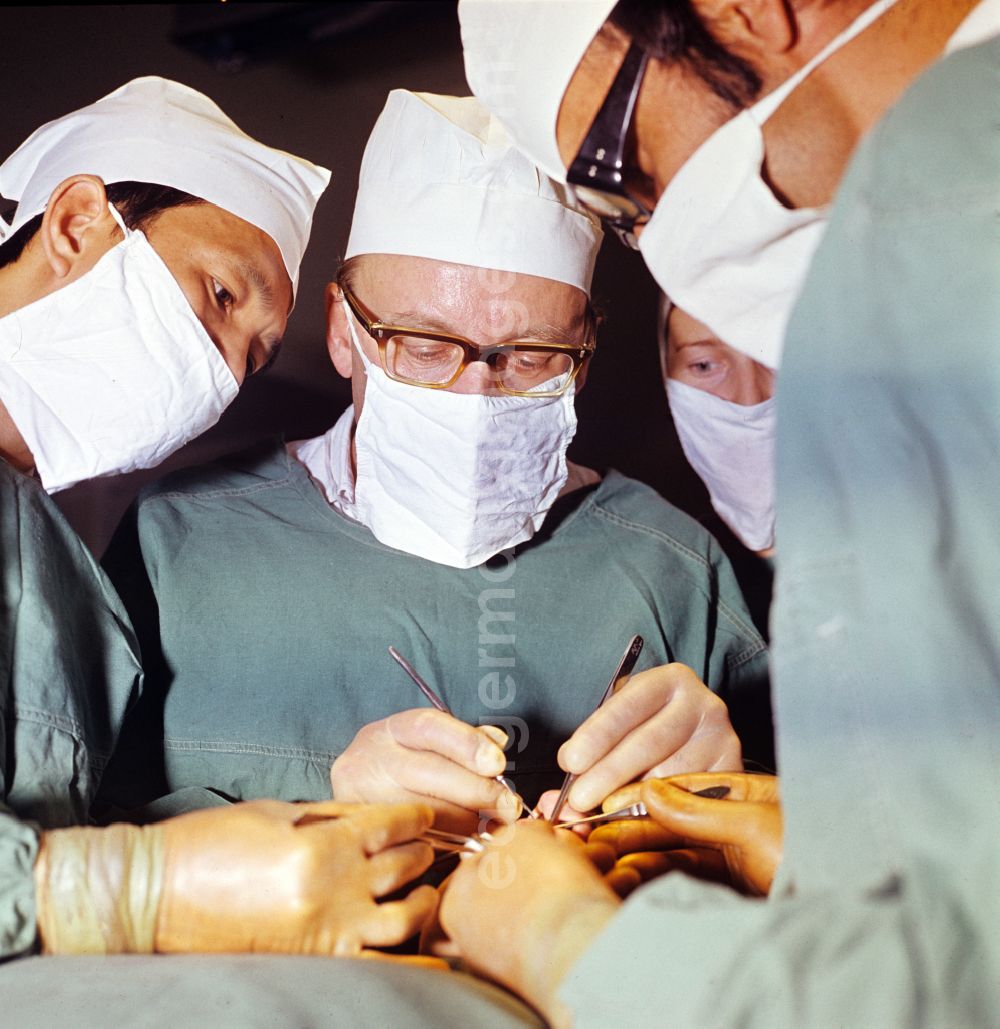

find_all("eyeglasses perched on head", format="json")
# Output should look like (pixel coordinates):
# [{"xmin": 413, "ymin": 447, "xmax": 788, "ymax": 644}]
[
  {"xmin": 341, "ymin": 286, "xmax": 595, "ymax": 398},
  {"xmin": 566, "ymin": 42, "xmax": 652, "ymax": 249}
]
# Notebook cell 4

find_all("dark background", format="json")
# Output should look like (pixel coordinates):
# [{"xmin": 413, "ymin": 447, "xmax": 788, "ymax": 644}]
[{"xmin": 1, "ymin": 3, "xmax": 768, "ymax": 628}]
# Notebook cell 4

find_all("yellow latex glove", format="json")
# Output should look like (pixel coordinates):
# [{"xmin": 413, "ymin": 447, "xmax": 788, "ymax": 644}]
[
  {"xmin": 591, "ymin": 772, "xmax": 783, "ymax": 896},
  {"xmin": 438, "ymin": 822, "xmax": 619, "ymax": 1027},
  {"xmin": 35, "ymin": 799, "xmax": 438, "ymax": 955},
  {"xmin": 602, "ymin": 849, "xmax": 732, "ymax": 898}
]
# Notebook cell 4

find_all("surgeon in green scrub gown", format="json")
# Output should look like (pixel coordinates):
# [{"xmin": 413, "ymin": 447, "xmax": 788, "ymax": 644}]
[
  {"xmin": 0, "ymin": 79, "xmax": 542, "ymax": 1029},
  {"xmin": 98, "ymin": 89, "xmax": 770, "ymax": 836},
  {"xmin": 435, "ymin": 5, "xmax": 1000, "ymax": 1025}
]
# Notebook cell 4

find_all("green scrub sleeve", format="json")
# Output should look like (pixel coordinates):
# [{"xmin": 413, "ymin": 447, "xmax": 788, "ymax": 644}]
[
  {"xmin": 559, "ymin": 868, "xmax": 989, "ymax": 1027},
  {"xmin": 0, "ymin": 808, "xmax": 39, "ymax": 960}
]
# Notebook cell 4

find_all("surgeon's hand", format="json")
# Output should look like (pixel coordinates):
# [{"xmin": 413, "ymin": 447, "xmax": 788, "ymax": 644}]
[
  {"xmin": 438, "ymin": 821, "xmax": 620, "ymax": 1027},
  {"xmin": 537, "ymin": 663, "xmax": 742, "ymax": 820},
  {"xmin": 331, "ymin": 710, "xmax": 520, "ymax": 834},
  {"xmin": 35, "ymin": 800, "xmax": 439, "ymax": 955},
  {"xmin": 592, "ymin": 772, "xmax": 783, "ymax": 896}
]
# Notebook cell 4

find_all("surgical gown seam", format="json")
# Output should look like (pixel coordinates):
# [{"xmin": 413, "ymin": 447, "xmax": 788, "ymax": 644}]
[
  {"xmin": 590, "ymin": 505, "xmax": 765, "ymax": 644},
  {"xmin": 163, "ymin": 738, "xmax": 337, "ymax": 762},
  {"xmin": 12, "ymin": 704, "xmax": 94, "ymax": 749},
  {"xmin": 143, "ymin": 478, "xmax": 295, "ymax": 504}
]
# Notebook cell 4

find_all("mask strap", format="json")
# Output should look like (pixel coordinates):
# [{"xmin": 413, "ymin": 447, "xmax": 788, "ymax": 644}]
[
  {"xmin": 0, "ymin": 197, "xmax": 130, "ymax": 244},
  {"xmin": 751, "ymin": 0, "xmax": 900, "ymax": 123},
  {"xmin": 342, "ymin": 298, "xmax": 372, "ymax": 375},
  {"xmin": 106, "ymin": 201, "xmax": 131, "ymax": 237}
]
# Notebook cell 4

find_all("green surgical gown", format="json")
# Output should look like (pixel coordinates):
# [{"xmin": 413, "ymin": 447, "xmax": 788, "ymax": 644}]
[
  {"xmin": 0, "ymin": 461, "xmax": 141, "ymax": 958},
  {"xmin": 99, "ymin": 449, "xmax": 769, "ymax": 817},
  {"xmin": 0, "ymin": 465, "xmax": 543, "ymax": 1024},
  {"xmin": 560, "ymin": 33, "xmax": 1000, "ymax": 1025}
]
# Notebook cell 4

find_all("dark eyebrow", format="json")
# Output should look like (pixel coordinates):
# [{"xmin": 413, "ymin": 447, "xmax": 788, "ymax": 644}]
[{"xmin": 236, "ymin": 259, "xmax": 276, "ymax": 312}]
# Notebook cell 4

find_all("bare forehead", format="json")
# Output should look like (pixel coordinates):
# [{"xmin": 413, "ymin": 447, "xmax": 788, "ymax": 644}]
[
  {"xmin": 351, "ymin": 254, "xmax": 588, "ymax": 336},
  {"xmin": 557, "ymin": 23, "xmax": 631, "ymax": 167}
]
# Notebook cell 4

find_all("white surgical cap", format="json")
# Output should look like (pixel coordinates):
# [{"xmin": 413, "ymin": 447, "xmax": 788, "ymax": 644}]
[
  {"xmin": 0, "ymin": 76, "xmax": 331, "ymax": 293},
  {"xmin": 345, "ymin": 90, "xmax": 602, "ymax": 294},
  {"xmin": 459, "ymin": 0, "xmax": 616, "ymax": 183}
]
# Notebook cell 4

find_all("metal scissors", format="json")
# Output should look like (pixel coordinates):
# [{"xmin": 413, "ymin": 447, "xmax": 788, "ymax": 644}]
[{"xmin": 547, "ymin": 633, "xmax": 645, "ymax": 823}]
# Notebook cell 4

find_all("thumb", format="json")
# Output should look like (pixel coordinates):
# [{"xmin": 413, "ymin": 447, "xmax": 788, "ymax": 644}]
[{"xmin": 640, "ymin": 779, "xmax": 743, "ymax": 847}]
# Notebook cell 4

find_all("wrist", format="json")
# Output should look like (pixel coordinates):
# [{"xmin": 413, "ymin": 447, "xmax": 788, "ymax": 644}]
[
  {"xmin": 516, "ymin": 891, "xmax": 619, "ymax": 1025},
  {"xmin": 35, "ymin": 823, "xmax": 164, "ymax": 954}
]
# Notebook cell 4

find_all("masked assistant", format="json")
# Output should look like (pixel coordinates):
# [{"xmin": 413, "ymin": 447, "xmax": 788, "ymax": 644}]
[
  {"xmin": 638, "ymin": 0, "xmax": 899, "ymax": 369},
  {"xmin": 667, "ymin": 379, "xmax": 776, "ymax": 553},
  {"xmin": 0, "ymin": 77, "xmax": 330, "ymax": 491},
  {"xmin": 658, "ymin": 296, "xmax": 776, "ymax": 552},
  {"xmin": 296, "ymin": 90, "xmax": 602, "ymax": 567},
  {"xmin": 0, "ymin": 206, "xmax": 238, "ymax": 492}
]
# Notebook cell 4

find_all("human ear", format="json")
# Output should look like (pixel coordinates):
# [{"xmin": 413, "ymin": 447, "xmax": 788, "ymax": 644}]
[
  {"xmin": 693, "ymin": 0, "xmax": 796, "ymax": 56},
  {"xmin": 39, "ymin": 175, "xmax": 120, "ymax": 280},
  {"xmin": 325, "ymin": 282, "xmax": 354, "ymax": 379}
]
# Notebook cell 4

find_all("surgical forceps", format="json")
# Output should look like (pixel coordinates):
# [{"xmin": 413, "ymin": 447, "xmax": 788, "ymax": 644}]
[
  {"xmin": 294, "ymin": 812, "xmax": 487, "ymax": 860},
  {"xmin": 546, "ymin": 634, "xmax": 645, "ymax": 823},
  {"xmin": 553, "ymin": 784, "xmax": 732, "ymax": 829}
]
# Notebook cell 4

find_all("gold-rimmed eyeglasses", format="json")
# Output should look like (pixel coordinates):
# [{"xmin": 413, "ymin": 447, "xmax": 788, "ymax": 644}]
[{"xmin": 341, "ymin": 286, "xmax": 595, "ymax": 398}]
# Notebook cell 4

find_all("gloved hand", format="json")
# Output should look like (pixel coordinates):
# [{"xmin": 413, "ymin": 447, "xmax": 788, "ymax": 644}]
[
  {"xmin": 601, "ymin": 849, "xmax": 731, "ymax": 898},
  {"xmin": 35, "ymin": 799, "xmax": 439, "ymax": 955},
  {"xmin": 438, "ymin": 821, "xmax": 619, "ymax": 1026},
  {"xmin": 591, "ymin": 772, "xmax": 783, "ymax": 896},
  {"xmin": 537, "ymin": 663, "xmax": 742, "ymax": 820},
  {"xmin": 331, "ymin": 709, "xmax": 521, "ymax": 834}
]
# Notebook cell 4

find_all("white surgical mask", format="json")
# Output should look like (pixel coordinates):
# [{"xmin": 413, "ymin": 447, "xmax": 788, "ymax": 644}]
[
  {"xmin": 0, "ymin": 205, "xmax": 238, "ymax": 492},
  {"xmin": 639, "ymin": 0, "xmax": 898, "ymax": 370},
  {"xmin": 344, "ymin": 313, "xmax": 577, "ymax": 568},
  {"xmin": 667, "ymin": 378, "xmax": 776, "ymax": 552}
]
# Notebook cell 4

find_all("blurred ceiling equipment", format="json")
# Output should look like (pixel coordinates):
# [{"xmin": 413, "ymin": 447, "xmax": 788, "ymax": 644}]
[{"xmin": 172, "ymin": 1, "xmax": 456, "ymax": 71}]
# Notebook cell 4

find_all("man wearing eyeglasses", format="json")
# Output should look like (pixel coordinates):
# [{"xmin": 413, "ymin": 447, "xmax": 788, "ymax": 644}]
[
  {"xmin": 96, "ymin": 90, "xmax": 769, "ymax": 836},
  {"xmin": 460, "ymin": 0, "xmax": 985, "ymax": 367},
  {"xmin": 438, "ymin": 2, "xmax": 1000, "ymax": 1025}
]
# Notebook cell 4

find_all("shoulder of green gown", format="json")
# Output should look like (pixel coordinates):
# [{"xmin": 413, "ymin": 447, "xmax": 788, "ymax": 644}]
[
  {"xmin": 133, "ymin": 437, "xmax": 296, "ymax": 505},
  {"xmin": 589, "ymin": 468, "xmax": 727, "ymax": 564},
  {"xmin": 0, "ymin": 456, "xmax": 43, "ymax": 500}
]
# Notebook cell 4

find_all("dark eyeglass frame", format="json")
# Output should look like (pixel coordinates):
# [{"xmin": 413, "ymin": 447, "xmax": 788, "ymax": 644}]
[
  {"xmin": 340, "ymin": 286, "xmax": 595, "ymax": 398},
  {"xmin": 566, "ymin": 42, "xmax": 653, "ymax": 248}
]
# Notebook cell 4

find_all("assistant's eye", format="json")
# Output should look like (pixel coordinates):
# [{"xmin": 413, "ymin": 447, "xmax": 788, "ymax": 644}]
[
  {"xmin": 212, "ymin": 279, "xmax": 235, "ymax": 310},
  {"xmin": 691, "ymin": 359, "xmax": 717, "ymax": 374}
]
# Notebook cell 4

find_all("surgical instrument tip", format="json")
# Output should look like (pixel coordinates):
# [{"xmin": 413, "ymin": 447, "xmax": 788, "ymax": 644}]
[
  {"xmin": 553, "ymin": 784, "xmax": 732, "ymax": 830},
  {"xmin": 547, "ymin": 634, "xmax": 645, "ymax": 824},
  {"xmin": 388, "ymin": 646, "xmax": 528, "ymax": 815}
]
